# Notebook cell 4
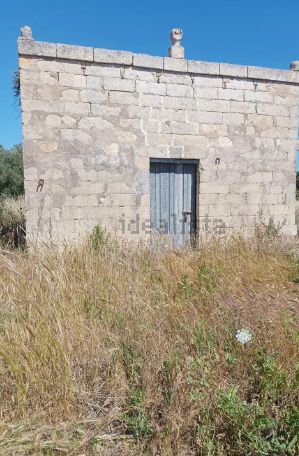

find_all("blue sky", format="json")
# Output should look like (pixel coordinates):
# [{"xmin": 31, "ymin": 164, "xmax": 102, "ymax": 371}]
[{"xmin": 1, "ymin": 0, "xmax": 299, "ymax": 164}]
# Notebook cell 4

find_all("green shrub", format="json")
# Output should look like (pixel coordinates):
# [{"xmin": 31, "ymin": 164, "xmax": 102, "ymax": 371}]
[{"xmin": 0, "ymin": 144, "xmax": 24, "ymax": 197}]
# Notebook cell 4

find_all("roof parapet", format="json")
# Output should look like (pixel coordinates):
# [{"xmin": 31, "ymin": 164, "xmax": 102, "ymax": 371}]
[{"xmin": 17, "ymin": 26, "xmax": 299, "ymax": 84}]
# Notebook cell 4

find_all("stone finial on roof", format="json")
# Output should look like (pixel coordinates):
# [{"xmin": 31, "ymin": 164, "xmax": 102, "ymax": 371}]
[
  {"xmin": 290, "ymin": 61, "xmax": 299, "ymax": 71},
  {"xmin": 20, "ymin": 26, "xmax": 33, "ymax": 40},
  {"xmin": 168, "ymin": 28, "xmax": 184, "ymax": 59}
]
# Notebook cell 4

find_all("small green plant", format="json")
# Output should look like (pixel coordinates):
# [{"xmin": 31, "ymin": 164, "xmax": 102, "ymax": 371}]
[
  {"xmin": 225, "ymin": 352, "xmax": 237, "ymax": 365},
  {"xmin": 216, "ymin": 373, "xmax": 299, "ymax": 455},
  {"xmin": 255, "ymin": 210, "xmax": 286, "ymax": 239},
  {"xmin": 122, "ymin": 388, "xmax": 153, "ymax": 439},
  {"xmin": 121, "ymin": 345, "xmax": 142, "ymax": 385},
  {"xmin": 252, "ymin": 351, "xmax": 287, "ymax": 402},
  {"xmin": 179, "ymin": 273, "xmax": 193, "ymax": 299},
  {"xmin": 90, "ymin": 224, "xmax": 108, "ymax": 249},
  {"xmin": 197, "ymin": 265, "xmax": 216, "ymax": 294},
  {"xmin": 192, "ymin": 323, "xmax": 215, "ymax": 357},
  {"xmin": 161, "ymin": 350, "xmax": 182, "ymax": 405}
]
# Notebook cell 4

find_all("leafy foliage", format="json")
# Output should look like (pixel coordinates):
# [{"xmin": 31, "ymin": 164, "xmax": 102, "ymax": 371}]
[
  {"xmin": 0, "ymin": 144, "xmax": 24, "ymax": 197},
  {"xmin": 12, "ymin": 70, "xmax": 20, "ymax": 103}
]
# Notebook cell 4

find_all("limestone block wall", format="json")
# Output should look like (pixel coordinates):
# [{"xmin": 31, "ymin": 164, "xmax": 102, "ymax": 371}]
[{"xmin": 18, "ymin": 35, "xmax": 299, "ymax": 244}]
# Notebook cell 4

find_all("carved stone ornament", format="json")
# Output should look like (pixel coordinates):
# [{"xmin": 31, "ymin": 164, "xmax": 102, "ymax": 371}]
[
  {"xmin": 170, "ymin": 28, "xmax": 183, "ymax": 46},
  {"xmin": 168, "ymin": 28, "xmax": 184, "ymax": 59},
  {"xmin": 20, "ymin": 26, "xmax": 33, "ymax": 40}
]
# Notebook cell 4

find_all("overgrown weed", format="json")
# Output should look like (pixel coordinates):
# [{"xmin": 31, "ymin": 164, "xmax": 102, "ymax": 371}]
[{"xmin": 0, "ymin": 233, "xmax": 298, "ymax": 454}]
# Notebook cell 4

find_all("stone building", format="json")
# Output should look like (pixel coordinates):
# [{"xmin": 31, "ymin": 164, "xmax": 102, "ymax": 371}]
[{"xmin": 18, "ymin": 27, "xmax": 299, "ymax": 245}]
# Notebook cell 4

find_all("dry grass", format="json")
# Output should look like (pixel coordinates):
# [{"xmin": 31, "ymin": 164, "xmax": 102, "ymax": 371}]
[
  {"xmin": 0, "ymin": 196, "xmax": 25, "ymax": 248},
  {"xmin": 0, "ymin": 196, "xmax": 24, "ymax": 228},
  {"xmin": 0, "ymin": 232, "xmax": 298, "ymax": 455}
]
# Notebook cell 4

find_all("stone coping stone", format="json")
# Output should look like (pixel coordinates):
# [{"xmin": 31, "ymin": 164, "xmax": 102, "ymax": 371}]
[{"xmin": 17, "ymin": 38, "xmax": 299, "ymax": 84}]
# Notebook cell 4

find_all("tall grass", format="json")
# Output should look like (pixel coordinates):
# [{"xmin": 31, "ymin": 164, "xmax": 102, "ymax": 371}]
[
  {"xmin": 0, "ymin": 232, "xmax": 298, "ymax": 455},
  {"xmin": 0, "ymin": 196, "xmax": 25, "ymax": 248}
]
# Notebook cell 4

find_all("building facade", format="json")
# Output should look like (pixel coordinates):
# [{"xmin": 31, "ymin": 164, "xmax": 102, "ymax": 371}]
[{"xmin": 18, "ymin": 27, "xmax": 299, "ymax": 245}]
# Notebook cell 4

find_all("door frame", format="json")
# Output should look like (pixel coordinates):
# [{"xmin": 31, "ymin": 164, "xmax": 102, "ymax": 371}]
[{"xmin": 149, "ymin": 158, "xmax": 199, "ymax": 239}]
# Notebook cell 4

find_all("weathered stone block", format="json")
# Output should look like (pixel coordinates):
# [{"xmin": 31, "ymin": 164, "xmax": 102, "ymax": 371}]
[
  {"xmin": 22, "ymin": 99, "xmax": 64, "ymax": 113},
  {"xmin": 142, "ymin": 119, "xmax": 160, "ymax": 133},
  {"xmin": 187, "ymin": 110, "xmax": 222, "ymax": 124},
  {"xmin": 56, "ymin": 43, "xmax": 93, "ymax": 61},
  {"xmin": 218, "ymin": 88, "xmax": 243, "ymax": 101},
  {"xmin": 126, "ymin": 105, "xmax": 151, "ymax": 118},
  {"xmin": 159, "ymin": 73, "xmax": 191, "ymax": 85},
  {"xmin": 136, "ymin": 81, "xmax": 166, "ymax": 95},
  {"xmin": 223, "ymin": 112, "xmax": 244, "ymax": 125},
  {"xmin": 86, "ymin": 76, "xmax": 104, "ymax": 90},
  {"xmin": 109, "ymin": 91, "xmax": 139, "ymax": 105},
  {"xmin": 120, "ymin": 118, "xmax": 140, "ymax": 129},
  {"xmin": 64, "ymin": 101, "xmax": 90, "ymax": 115},
  {"xmin": 78, "ymin": 117, "xmax": 113, "ymax": 130},
  {"xmin": 61, "ymin": 129, "xmax": 92, "ymax": 143},
  {"xmin": 193, "ymin": 76, "xmax": 223, "ymax": 87},
  {"xmin": 275, "ymin": 116, "xmax": 293, "ymax": 128},
  {"xmin": 71, "ymin": 182, "xmax": 106, "ymax": 195},
  {"xmin": 247, "ymin": 66, "xmax": 299, "ymax": 83},
  {"xmin": 85, "ymin": 64, "xmax": 121, "ymax": 78},
  {"xmin": 219, "ymin": 63, "xmax": 247, "ymax": 78},
  {"xmin": 200, "ymin": 183, "xmax": 230, "ymax": 194},
  {"xmin": 140, "ymin": 94, "xmax": 161, "ymax": 107},
  {"xmin": 166, "ymin": 84, "xmax": 193, "ymax": 97},
  {"xmin": 163, "ymin": 57, "xmax": 188, "ymax": 72},
  {"xmin": 72, "ymin": 195, "xmax": 99, "ymax": 206},
  {"xmin": 187, "ymin": 60, "xmax": 220, "ymax": 75},
  {"xmin": 59, "ymin": 73, "xmax": 86, "ymax": 88},
  {"xmin": 111, "ymin": 193, "xmax": 137, "ymax": 206},
  {"xmin": 245, "ymin": 91, "xmax": 273, "ymax": 103},
  {"xmin": 152, "ymin": 107, "xmax": 186, "ymax": 122},
  {"xmin": 147, "ymin": 133, "xmax": 172, "ymax": 146},
  {"xmin": 163, "ymin": 96, "xmax": 197, "ymax": 110},
  {"xmin": 124, "ymin": 68, "xmax": 157, "ymax": 81},
  {"xmin": 103, "ymin": 78, "xmax": 135, "ymax": 92},
  {"xmin": 36, "ymin": 60, "xmax": 84, "ymax": 75},
  {"xmin": 62, "ymin": 89, "xmax": 80, "ymax": 101},
  {"xmin": 133, "ymin": 53, "xmax": 164, "ymax": 70},
  {"xmin": 21, "ymin": 69, "xmax": 59, "ymax": 86},
  {"xmin": 18, "ymin": 39, "xmax": 56, "ymax": 57},
  {"xmin": 94, "ymin": 48, "xmax": 133, "ymax": 65},
  {"xmin": 257, "ymin": 103, "xmax": 289, "ymax": 117},
  {"xmin": 198, "ymin": 99, "xmax": 230, "ymax": 112},
  {"xmin": 223, "ymin": 78, "xmax": 255, "ymax": 90},
  {"xmin": 231, "ymin": 101, "xmax": 256, "ymax": 114},
  {"xmin": 247, "ymin": 113, "xmax": 274, "ymax": 129},
  {"xmin": 194, "ymin": 87, "xmax": 218, "ymax": 99},
  {"xmin": 198, "ymin": 124, "xmax": 228, "ymax": 137},
  {"xmin": 161, "ymin": 121, "xmax": 198, "ymax": 135},
  {"xmin": 173, "ymin": 135, "xmax": 207, "ymax": 147},
  {"xmin": 80, "ymin": 90, "xmax": 108, "ymax": 103},
  {"xmin": 21, "ymin": 83, "xmax": 62, "ymax": 101}
]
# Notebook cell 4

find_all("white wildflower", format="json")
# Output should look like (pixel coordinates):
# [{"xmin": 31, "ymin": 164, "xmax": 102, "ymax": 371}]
[{"xmin": 235, "ymin": 328, "xmax": 252, "ymax": 344}]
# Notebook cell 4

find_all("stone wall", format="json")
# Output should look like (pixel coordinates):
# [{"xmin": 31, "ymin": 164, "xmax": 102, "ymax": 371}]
[{"xmin": 18, "ymin": 33, "xmax": 299, "ymax": 244}]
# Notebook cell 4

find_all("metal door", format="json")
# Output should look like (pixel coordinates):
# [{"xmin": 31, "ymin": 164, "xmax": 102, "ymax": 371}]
[{"xmin": 150, "ymin": 160, "xmax": 197, "ymax": 246}]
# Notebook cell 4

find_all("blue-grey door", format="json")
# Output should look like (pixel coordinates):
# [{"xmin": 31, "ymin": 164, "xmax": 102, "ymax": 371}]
[{"xmin": 150, "ymin": 160, "xmax": 197, "ymax": 246}]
